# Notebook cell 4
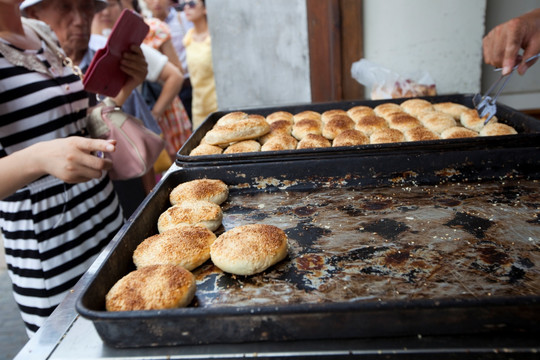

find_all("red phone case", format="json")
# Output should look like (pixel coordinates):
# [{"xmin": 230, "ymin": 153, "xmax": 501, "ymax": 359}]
[{"xmin": 83, "ymin": 9, "xmax": 149, "ymax": 97}]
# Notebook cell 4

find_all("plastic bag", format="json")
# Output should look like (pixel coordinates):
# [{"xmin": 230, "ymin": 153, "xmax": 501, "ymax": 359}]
[{"xmin": 351, "ymin": 59, "xmax": 437, "ymax": 100}]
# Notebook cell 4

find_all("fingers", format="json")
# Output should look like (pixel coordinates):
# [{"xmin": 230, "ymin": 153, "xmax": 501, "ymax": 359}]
[{"xmin": 120, "ymin": 45, "xmax": 148, "ymax": 82}]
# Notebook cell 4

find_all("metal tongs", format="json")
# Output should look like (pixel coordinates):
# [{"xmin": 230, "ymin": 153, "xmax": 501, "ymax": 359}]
[{"xmin": 474, "ymin": 52, "xmax": 540, "ymax": 124}]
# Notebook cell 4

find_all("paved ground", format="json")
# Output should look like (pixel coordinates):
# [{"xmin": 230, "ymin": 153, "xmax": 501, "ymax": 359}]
[{"xmin": 0, "ymin": 269, "xmax": 29, "ymax": 360}]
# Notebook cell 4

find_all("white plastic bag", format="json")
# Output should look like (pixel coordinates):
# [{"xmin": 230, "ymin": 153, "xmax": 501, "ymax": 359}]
[{"xmin": 351, "ymin": 59, "xmax": 437, "ymax": 100}]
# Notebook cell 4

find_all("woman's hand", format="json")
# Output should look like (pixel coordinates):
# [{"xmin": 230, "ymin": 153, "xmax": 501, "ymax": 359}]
[
  {"xmin": 112, "ymin": 45, "xmax": 148, "ymax": 106},
  {"xmin": 0, "ymin": 137, "xmax": 117, "ymax": 200},
  {"xmin": 36, "ymin": 137, "xmax": 117, "ymax": 183}
]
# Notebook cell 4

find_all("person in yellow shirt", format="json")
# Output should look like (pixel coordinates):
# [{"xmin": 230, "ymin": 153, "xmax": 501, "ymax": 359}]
[{"xmin": 183, "ymin": 0, "xmax": 217, "ymax": 129}]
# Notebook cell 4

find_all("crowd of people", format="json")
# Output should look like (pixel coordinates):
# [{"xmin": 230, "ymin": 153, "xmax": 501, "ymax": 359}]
[{"xmin": 1, "ymin": 0, "xmax": 540, "ymax": 339}]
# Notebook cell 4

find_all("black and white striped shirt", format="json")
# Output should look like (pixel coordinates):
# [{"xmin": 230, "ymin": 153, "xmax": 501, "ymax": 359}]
[{"xmin": 0, "ymin": 19, "xmax": 124, "ymax": 335}]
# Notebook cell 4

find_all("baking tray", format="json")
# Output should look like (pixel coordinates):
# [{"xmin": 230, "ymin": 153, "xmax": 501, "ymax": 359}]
[
  {"xmin": 77, "ymin": 142, "xmax": 540, "ymax": 348},
  {"xmin": 175, "ymin": 94, "xmax": 540, "ymax": 167}
]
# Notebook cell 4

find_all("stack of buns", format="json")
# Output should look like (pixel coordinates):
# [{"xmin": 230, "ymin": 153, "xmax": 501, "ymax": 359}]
[
  {"xmin": 105, "ymin": 178, "xmax": 289, "ymax": 311},
  {"xmin": 189, "ymin": 100, "xmax": 518, "ymax": 156}
]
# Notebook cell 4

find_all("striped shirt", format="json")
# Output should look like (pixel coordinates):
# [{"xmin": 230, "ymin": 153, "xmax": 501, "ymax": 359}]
[{"xmin": 0, "ymin": 19, "xmax": 124, "ymax": 335}]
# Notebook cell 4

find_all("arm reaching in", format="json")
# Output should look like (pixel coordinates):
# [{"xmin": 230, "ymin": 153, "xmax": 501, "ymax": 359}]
[
  {"xmin": 0, "ymin": 137, "xmax": 117, "ymax": 200},
  {"xmin": 483, "ymin": 8, "xmax": 540, "ymax": 75}
]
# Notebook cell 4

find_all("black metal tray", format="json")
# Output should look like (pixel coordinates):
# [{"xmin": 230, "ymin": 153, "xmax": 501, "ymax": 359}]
[
  {"xmin": 175, "ymin": 94, "xmax": 540, "ymax": 167},
  {"xmin": 77, "ymin": 140, "xmax": 540, "ymax": 348}
]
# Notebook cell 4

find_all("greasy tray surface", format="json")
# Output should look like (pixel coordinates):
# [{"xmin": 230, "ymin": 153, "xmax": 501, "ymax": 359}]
[
  {"xmin": 194, "ymin": 180, "xmax": 540, "ymax": 307},
  {"xmin": 77, "ymin": 150, "xmax": 540, "ymax": 347},
  {"xmin": 176, "ymin": 94, "xmax": 540, "ymax": 167}
]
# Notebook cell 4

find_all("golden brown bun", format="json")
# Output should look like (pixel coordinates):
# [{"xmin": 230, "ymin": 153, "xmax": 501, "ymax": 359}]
[
  {"xmin": 332, "ymin": 129, "xmax": 369, "ymax": 147},
  {"xmin": 223, "ymin": 140, "xmax": 261, "ymax": 154},
  {"xmin": 479, "ymin": 122, "xmax": 518, "ymax": 136},
  {"xmin": 370, "ymin": 128, "xmax": 405, "ymax": 144},
  {"xmin": 291, "ymin": 118, "xmax": 323, "ymax": 140},
  {"xmin": 158, "ymin": 200, "xmax": 223, "ymax": 233},
  {"xmin": 373, "ymin": 103, "xmax": 402, "ymax": 117},
  {"xmin": 322, "ymin": 115, "xmax": 355, "ymax": 140},
  {"xmin": 440, "ymin": 126, "xmax": 479, "ymax": 139},
  {"xmin": 261, "ymin": 134, "xmax": 298, "ymax": 151},
  {"xmin": 417, "ymin": 111, "xmax": 457, "ymax": 134},
  {"xmin": 210, "ymin": 224, "xmax": 288, "ymax": 275},
  {"xmin": 266, "ymin": 111, "xmax": 294, "ymax": 124},
  {"xmin": 404, "ymin": 127, "xmax": 440, "ymax": 142},
  {"xmin": 215, "ymin": 111, "xmax": 248, "ymax": 126},
  {"xmin": 433, "ymin": 102, "xmax": 470, "ymax": 120},
  {"xmin": 205, "ymin": 114, "xmax": 270, "ymax": 145},
  {"xmin": 259, "ymin": 120, "xmax": 293, "ymax": 144},
  {"xmin": 321, "ymin": 109, "xmax": 349, "ymax": 124},
  {"xmin": 189, "ymin": 143, "xmax": 223, "ymax": 156},
  {"xmin": 460, "ymin": 109, "xmax": 497, "ymax": 132},
  {"xmin": 105, "ymin": 264, "xmax": 196, "ymax": 311},
  {"xmin": 347, "ymin": 106, "xmax": 375, "ymax": 122},
  {"xmin": 386, "ymin": 112, "xmax": 423, "ymax": 132},
  {"xmin": 170, "ymin": 179, "xmax": 228, "ymax": 206},
  {"xmin": 296, "ymin": 134, "xmax": 332, "ymax": 149},
  {"xmin": 293, "ymin": 110, "xmax": 321, "ymax": 123},
  {"xmin": 354, "ymin": 115, "xmax": 388, "ymax": 136},
  {"xmin": 133, "ymin": 225, "xmax": 216, "ymax": 271},
  {"xmin": 400, "ymin": 98, "xmax": 434, "ymax": 117}
]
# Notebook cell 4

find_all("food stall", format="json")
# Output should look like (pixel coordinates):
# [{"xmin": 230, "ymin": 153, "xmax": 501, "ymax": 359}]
[{"xmin": 15, "ymin": 95, "xmax": 540, "ymax": 359}]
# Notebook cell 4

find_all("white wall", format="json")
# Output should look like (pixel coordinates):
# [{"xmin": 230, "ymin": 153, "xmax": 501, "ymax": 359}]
[
  {"xmin": 207, "ymin": 0, "xmax": 311, "ymax": 110},
  {"xmin": 362, "ymin": 0, "xmax": 486, "ymax": 96}
]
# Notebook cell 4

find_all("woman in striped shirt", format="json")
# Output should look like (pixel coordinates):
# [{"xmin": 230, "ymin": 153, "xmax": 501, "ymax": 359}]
[{"xmin": 0, "ymin": 0, "xmax": 146, "ymax": 336}]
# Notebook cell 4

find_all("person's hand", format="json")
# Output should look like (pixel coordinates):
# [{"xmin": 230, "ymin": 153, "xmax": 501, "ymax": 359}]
[
  {"xmin": 483, "ymin": 8, "xmax": 540, "ymax": 75},
  {"xmin": 35, "ymin": 137, "xmax": 117, "ymax": 183},
  {"xmin": 112, "ymin": 45, "xmax": 148, "ymax": 105}
]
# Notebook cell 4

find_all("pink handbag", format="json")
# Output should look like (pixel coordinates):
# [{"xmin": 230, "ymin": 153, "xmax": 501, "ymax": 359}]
[{"xmin": 88, "ymin": 98, "xmax": 165, "ymax": 180}]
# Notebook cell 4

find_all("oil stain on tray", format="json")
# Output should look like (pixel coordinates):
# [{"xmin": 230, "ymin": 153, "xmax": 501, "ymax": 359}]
[{"xmin": 192, "ymin": 178, "xmax": 540, "ymax": 308}]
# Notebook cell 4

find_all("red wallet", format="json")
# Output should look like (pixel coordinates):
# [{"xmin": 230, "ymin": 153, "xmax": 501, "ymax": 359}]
[{"xmin": 83, "ymin": 9, "xmax": 149, "ymax": 97}]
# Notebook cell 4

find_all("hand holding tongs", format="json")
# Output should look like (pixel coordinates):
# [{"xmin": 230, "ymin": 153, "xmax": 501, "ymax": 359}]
[{"xmin": 474, "ymin": 52, "xmax": 540, "ymax": 125}]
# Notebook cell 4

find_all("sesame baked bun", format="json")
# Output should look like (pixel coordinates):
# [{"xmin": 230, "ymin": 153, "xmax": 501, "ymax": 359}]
[
  {"xmin": 332, "ymin": 129, "xmax": 369, "ymax": 147},
  {"xmin": 321, "ymin": 109, "xmax": 349, "ymax": 124},
  {"xmin": 259, "ymin": 120, "xmax": 293, "ymax": 144},
  {"xmin": 223, "ymin": 140, "xmax": 261, "ymax": 154},
  {"xmin": 210, "ymin": 224, "xmax": 288, "ymax": 276},
  {"xmin": 374, "ymin": 103, "xmax": 402, "ymax": 118},
  {"xmin": 440, "ymin": 126, "xmax": 479, "ymax": 139},
  {"xmin": 291, "ymin": 118, "xmax": 323, "ymax": 140},
  {"xmin": 400, "ymin": 98, "xmax": 434, "ymax": 117},
  {"xmin": 205, "ymin": 114, "xmax": 270, "ymax": 145},
  {"xmin": 433, "ymin": 102, "xmax": 470, "ymax": 120},
  {"xmin": 417, "ymin": 111, "xmax": 457, "ymax": 134},
  {"xmin": 266, "ymin": 111, "xmax": 294, "ymax": 124},
  {"xmin": 386, "ymin": 113, "xmax": 423, "ymax": 132},
  {"xmin": 347, "ymin": 106, "xmax": 375, "ymax": 122},
  {"xmin": 170, "ymin": 179, "xmax": 228, "ymax": 206},
  {"xmin": 189, "ymin": 143, "xmax": 223, "ymax": 156},
  {"xmin": 158, "ymin": 200, "xmax": 223, "ymax": 233},
  {"xmin": 370, "ymin": 128, "xmax": 405, "ymax": 144},
  {"xmin": 354, "ymin": 115, "xmax": 388, "ymax": 136},
  {"xmin": 460, "ymin": 109, "xmax": 497, "ymax": 132},
  {"xmin": 293, "ymin": 110, "xmax": 321, "ymax": 123},
  {"xmin": 296, "ymin": 134, "xmax": 332, "ymax": 149},
  {"xmin": 322, "ymin": 115, "xmax": 355, "ymax": 140},
  {"xmin": 215, "ymin": 111, "xmax": 248, "ymax": 126},
  {"xmin": 404, "ymin": 127, "xmax": 440, "ymax": 142},
  {"xmin": 133, "ymin": 225, "xmax": 216, "ymax": 271},
  {"xmin": 261, "ymin": 134, "xmax": 298, "ymax": 151},
  {"xmin": 479, "ymin": 122, "xmax": 518, "ymax": 137},
  {"xmin": 105, "ymin": 264, "xmax": 196, "ymax": 311}
]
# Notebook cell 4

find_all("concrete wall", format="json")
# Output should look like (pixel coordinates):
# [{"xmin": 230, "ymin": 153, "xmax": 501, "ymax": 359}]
[
  {"xmin": 362, "ymin": 0, "xmax": 486, "ymax": 96},
  {"xmin": 207, "ymin": 0, "xmax": 311, "ymax": 110}
]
